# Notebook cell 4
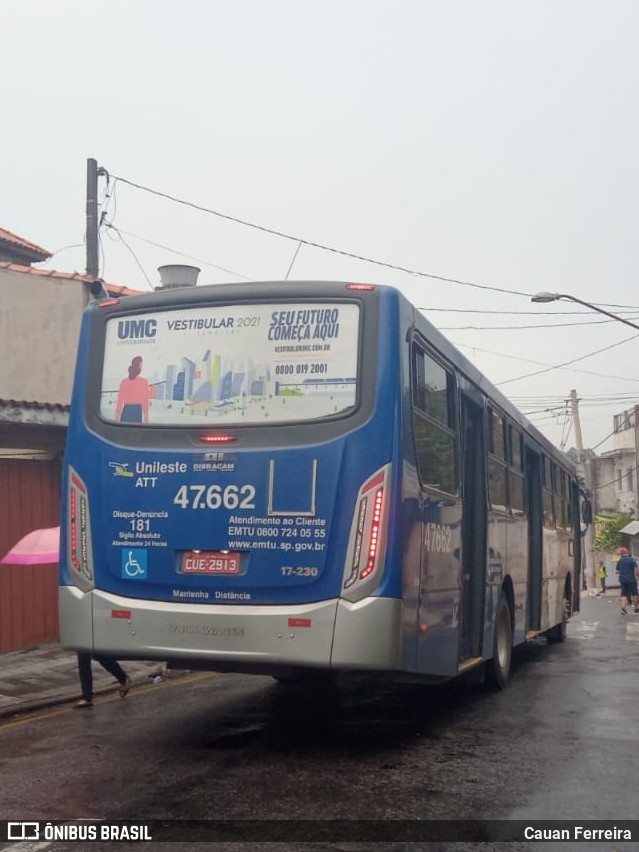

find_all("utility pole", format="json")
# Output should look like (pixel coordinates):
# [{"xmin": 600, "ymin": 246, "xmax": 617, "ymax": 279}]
[
  {"xmin": 571, "ymin": 389, "xmax": 595, "ymax": 590},
  {"xmin": 634, "ymin": 404, "xmax": 639, "ymax": 524},
  {"xmin": 86, "ymin": 158, "xmax": 100, "ymax": 279}
]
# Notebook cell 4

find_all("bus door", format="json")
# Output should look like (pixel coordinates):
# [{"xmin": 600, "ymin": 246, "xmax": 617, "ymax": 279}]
[
  {"xmin": 459, "ymin": 394, "xmax": 487, "ymax": 661},
  {"xmin": 525, "ymin": 448, "xmax": 543, "ymax": 631}
]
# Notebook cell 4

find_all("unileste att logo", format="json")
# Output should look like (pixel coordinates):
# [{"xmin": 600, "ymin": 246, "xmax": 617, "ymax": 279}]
[
  {"xmin": 117, "ymin": 318, "xmax": 157, "ymax": 339},
  {"xmin": 109, "ymin": 461, "xmax": 134, "ymax": 478},
  {"xmin": 8, "ymin": 822, "xmax": 40, "ymax": 840}
]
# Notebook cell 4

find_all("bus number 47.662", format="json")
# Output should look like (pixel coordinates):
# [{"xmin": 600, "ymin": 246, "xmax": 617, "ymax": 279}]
[{"xmin": 173, "ymin": 484, "xmax": 256, "ymax": 510}]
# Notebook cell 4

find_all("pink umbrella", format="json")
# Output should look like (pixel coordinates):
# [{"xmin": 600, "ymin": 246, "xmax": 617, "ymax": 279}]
[{"xmin": 0, "ymin": 526, "xmax": 60, "ymax": 565}]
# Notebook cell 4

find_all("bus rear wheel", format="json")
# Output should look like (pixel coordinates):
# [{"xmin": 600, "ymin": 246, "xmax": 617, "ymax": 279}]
[{"xmin": 484, "ymin": 592, "xmax": 512, "ymax": 690}]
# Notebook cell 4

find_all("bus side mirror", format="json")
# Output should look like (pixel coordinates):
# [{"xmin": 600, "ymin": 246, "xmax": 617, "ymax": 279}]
[{"xmin": 582, "ymin": 500, "xmax": 593, "ymax": 525}]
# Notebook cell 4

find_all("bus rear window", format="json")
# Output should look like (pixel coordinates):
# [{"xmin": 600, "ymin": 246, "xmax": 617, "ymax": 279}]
[{"xmin": 100, "ymin": 302, "xmax": 360, "ymax": 426}]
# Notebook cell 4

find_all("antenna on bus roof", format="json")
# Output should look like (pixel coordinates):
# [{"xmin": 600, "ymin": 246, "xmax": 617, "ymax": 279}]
[{"xmin": 156, "ymin": 264, "xmax": 200, "ymax": 290}]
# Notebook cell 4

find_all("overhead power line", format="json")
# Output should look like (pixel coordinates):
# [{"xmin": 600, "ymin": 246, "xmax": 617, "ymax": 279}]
[
  {"xmin": 438, "ymin": 316, "xmax": 639, "ymax": 330},
  {"xmin": 495, "ymin": 331, "xmax": 639, "ymax": 386},
  {"xmin": 104, "ymin": 224, "xmax": 153, "ymax": 289},
  {"xmin": 421, "ymin": 306, "xmax": 639, "ymax": 316},
  {"xmin": 593, "ymin": 461, "xmax": 639, "ymax": 492},
  {"xmin": 111, "ymin": 227, "xmax": 251, "ymax": 281},
  {"xmin": 453, "ymin": 342, "xmax": 639, "ymax": 384},
  {"xmin": 109, "ymin": 173, "xmax": 532, "ymax": 297},
  {"xmin": 87, "ymin": 163, "xmax": 639, "ymax": 318},
  {"xmin": 590, "ymin": 428, "xmax": 617, "ymax": 451},
  {"xmin": 102, "ymin": 168, "xmax": 639, "ymax": 321}
]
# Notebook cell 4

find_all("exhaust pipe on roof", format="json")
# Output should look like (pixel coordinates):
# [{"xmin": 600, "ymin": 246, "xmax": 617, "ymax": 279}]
[{"xmin": 156, "ymin": 264, "xmax": 200, "ymax": 290}]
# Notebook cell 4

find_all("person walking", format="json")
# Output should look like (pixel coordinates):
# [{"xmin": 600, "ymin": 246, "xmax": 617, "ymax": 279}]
[
  {"xmin": 598, "ymin": 560, "xmax": 607, "ymax": 594},
  {"xmin": 74, "ymin": 652, "xmax": 132, "ymax": 708},
  {"xmin": 615, "ymin": 547, "xmax": 639, "ymax": 616}
]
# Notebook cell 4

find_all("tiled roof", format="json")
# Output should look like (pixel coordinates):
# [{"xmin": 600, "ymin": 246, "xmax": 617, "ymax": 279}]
[
  {"xmin": 0, "ymin": 399, "xmax": 70, "ymax": 412},
  {"xmin": 0, "ymin": 398, "xmax": 70, "ymax": 426},
  {"xmin": 0, "ymin": 261, "xmax": 141, "ymax": 296},
  {"xmin": 0, "ymin": 227, "xmax": 52, "ymax": 260}
]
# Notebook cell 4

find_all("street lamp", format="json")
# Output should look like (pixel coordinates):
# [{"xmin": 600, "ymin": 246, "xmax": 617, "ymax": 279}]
[
  {"xmin": 531, "ymin": 291, "xmax": 639, "ymax": 331},
  {"xmin": 531, "ymin": 291, "xmax": 639, "ymax": 594}
]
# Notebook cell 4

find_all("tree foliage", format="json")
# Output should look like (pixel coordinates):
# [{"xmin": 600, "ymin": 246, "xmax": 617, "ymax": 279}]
[{"xmin": 594, "ymin": 513, "xmax": 633, "ymax": 553}]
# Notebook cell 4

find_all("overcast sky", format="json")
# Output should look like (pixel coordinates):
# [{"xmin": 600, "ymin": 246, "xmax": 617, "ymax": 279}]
[{"xmin": 3, "ymin": 0, "xmax": 639, "ymax": 453}]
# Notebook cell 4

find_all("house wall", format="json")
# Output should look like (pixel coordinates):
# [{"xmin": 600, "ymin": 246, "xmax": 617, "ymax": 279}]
[
  {"xmin": 0, "ymin": 267, "xmax": 87, "ymax": 404},
  {"xmin": 592, "ymin": 449, "xmax": 636, "ymax": 515},
  {"xmin": 592, "ymin": 456, "xmax": 618, "ymax": 513},
  {"xmin": 613, "ymin": 427, "xmax": 635, "ymax": 452},
  {"xmin": 0, "ymin": 260, "xmax": 137, "ymax": 652},
  {"xmin": 0, "ymin": 264, "xmax": 89, "ymax": 651}
]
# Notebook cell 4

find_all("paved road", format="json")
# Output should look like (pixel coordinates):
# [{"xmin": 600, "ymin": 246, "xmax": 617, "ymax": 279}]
[{"xmin": 0, "ymin": 595, "xmax": 638, "ymax": 852}]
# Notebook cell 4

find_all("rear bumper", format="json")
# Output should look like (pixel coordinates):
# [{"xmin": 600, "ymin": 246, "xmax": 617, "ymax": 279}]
[{"xmin": 59, "ymin": 586, "xmax": 402, "ymax": 672}]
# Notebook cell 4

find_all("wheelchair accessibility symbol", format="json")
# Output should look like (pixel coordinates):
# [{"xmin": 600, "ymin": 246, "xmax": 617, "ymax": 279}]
[{"xmin": 122, "ymin": 549, "xmax": 148, "ymax": 580}]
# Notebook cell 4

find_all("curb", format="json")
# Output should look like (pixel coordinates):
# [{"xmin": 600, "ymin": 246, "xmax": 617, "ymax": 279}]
[{"xmin": 0, "ymin": 668, "xmax": 190, "ymax": 721}]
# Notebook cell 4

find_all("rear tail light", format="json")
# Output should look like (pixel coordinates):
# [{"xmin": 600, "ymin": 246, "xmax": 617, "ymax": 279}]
[
  {"xmin": 67, "ymin": 466, "xmax": 95, "ymax": 590},
  {"xmin": 342, "ymin": 464, "xmax": 390, "ymax": 601},
  {"xmin": 360, "ymin": 485, "xmax": 384, "ymax": 580},
  {"xmin": 199, "ymin": 434, "xmax": 237, "ymax": 444}
]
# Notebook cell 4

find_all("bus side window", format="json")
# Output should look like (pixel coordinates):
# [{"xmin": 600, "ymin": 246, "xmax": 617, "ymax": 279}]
[
  {"xmin": 509, "ymin": 425, "xmax": 523, "ymax": 470},
  {"xmin": 552, "ymin": 462, "xmax": 567, "ymax": 530},
  {"xmin": 508, "ymin": 424, "xmax": 525, "ymax": 515},
  {"xmin": 542, "ymin": 455, "xmax": 555, "ymax": 528},
  {"xmin": 487, "ymin": 408, "xmax": 507, "ymax": 511},
  {"xmin": 558, "ymin": 469, "xmax": 571, "ymax": 530},
  {"xmin": 411, "ymin": 347, "xmax": 458, "ymax": 494},
  {"xmin": 564, "ymin": 472, "xmax": 573, "ymax": 531}
]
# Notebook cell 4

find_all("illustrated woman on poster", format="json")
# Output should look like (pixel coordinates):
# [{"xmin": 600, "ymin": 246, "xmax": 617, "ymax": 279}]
[{"xmin": 115, "ymin": 356, "xmax": 153, "ymax": 423}]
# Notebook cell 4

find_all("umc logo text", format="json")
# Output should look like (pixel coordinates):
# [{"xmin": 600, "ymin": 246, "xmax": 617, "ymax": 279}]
[{"xmin": 117, "ymin": 319, "xmax": 157, "ymax": 339}]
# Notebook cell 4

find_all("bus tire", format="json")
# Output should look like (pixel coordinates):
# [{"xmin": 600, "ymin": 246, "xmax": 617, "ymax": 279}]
[
  {"xmin": 484, "ymin": 592, "xmax": 512, "ymax": 690},
  {"xmin": 546, "ymin": 589, "xmax": 569, "ymax": 644}
]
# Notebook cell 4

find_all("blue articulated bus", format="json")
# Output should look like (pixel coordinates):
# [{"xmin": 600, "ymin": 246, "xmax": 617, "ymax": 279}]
[{"xmin": 60, "ymin": 280, "xmax": 582, "ymax": 688}]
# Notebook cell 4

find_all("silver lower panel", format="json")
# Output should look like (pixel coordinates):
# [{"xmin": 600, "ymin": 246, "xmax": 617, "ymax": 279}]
[{"xmin": 59, "ymin": 586, "xmax": 403, "ymax": 673}]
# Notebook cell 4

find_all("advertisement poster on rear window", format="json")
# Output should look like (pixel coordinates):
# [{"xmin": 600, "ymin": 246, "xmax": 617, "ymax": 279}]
[{"xmin": 100, "ymin": 302, "xmax": 359, "ymax": 425}]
